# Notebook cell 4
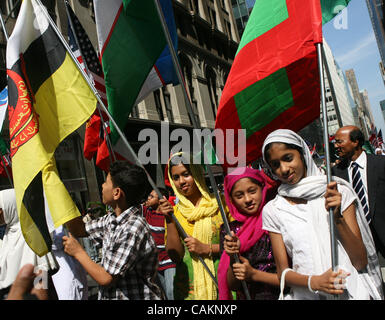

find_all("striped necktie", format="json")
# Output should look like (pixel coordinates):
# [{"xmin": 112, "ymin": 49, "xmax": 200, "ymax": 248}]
[{"xmin": 351, "ymin": 162, "xmax": 371, "ymax": 223}]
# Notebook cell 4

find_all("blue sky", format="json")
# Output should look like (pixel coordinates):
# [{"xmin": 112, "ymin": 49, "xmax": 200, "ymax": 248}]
[{"xmin": 323, "ymin": 0, "xmax": 385, "ymax": 134}]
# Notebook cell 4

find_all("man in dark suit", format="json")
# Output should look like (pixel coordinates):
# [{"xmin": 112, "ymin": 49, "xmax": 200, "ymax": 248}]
[{"xmin": 332, "ymin": 125, "xmax": 385, "ymax": 260}]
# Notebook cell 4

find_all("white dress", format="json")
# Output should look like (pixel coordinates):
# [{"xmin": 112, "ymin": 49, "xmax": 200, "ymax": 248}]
[{"xmin": 262, "ymin": 184, "xmax": 370, "ymax": 300}]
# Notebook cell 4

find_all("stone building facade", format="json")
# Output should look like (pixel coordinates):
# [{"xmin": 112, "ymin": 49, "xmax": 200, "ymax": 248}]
[{"xmin": 0, "ymin": 0, "xmax": 240, "ymax": 208}]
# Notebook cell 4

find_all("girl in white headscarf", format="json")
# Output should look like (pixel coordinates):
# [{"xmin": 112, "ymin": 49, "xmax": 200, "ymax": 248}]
[
  {"xmin": 261, "ymin": 129, "xmax": 383, "ymax": 300},
  {"xmin": 0, "ymin": 189, "xmax": 55, "ymax": 298}
]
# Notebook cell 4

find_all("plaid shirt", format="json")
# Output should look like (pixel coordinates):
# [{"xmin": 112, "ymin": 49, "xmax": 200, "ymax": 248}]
[{"xmin": 85, "ymin": 205, "xmax": 162, "ymax": 300}]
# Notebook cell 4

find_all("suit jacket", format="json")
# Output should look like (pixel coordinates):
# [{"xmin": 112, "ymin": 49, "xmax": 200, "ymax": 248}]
[{"xmin": 332, "ymin": 153, "xmax": 385, "ymax": 257}]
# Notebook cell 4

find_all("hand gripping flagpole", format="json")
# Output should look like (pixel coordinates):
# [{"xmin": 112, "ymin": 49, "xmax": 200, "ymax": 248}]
[
  {"xmin": 316, "ymin": 42, "xmax": 339, "ymax": 288},
  {"xmin": 153, "ymin": 0, "xmax": 251, "ymax": 299},
  {"xmin": 35, "ymin": 0, "xmax": 221, "ymax": 288}
]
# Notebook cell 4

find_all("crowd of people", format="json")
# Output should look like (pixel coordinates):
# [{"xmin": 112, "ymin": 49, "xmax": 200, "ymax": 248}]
[{"xmin": 0, "ymin": 125, "xmax": 385, "ymax": 300}]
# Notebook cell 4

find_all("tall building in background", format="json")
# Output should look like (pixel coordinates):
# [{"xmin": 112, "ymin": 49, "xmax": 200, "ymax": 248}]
[
  {"xmin": 366, "ymin": 0, "xmax": 385, "ymax": 82},
  {"xmin": 380, "ymin": 99, "xmax": 385, "ymax": 120},
  {"xmin": 231, "ymin": 0, "xmax": 255, "ymax": 37},
  {"xmin": 360, "ymin": 89, "xmax": 376, "ymax": 125},
  {"xmin": 345, "ymin": 69, "xmax": 373, "ymax": 138},
  {"xmin": 322, "ymin": 40, "xmax": 356, "ymax": 135}
]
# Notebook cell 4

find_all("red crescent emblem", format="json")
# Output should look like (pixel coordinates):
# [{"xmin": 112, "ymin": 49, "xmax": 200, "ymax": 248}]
[{"xmin": 7, "ymin": 69, "xmax": 39, "ymax": 157}]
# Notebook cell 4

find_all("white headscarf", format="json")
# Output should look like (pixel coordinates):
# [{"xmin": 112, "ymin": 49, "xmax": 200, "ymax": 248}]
[
  {"xmin": 262, "ymin": 128, "xmax": 322, "ymax": 178},
  {"xmin": 0, "ymin": 189, "xmax": 54, "ymax": 289},
  {"xmin": 262, "ymin": 129, "xmax": 384, "ymax": 300}
]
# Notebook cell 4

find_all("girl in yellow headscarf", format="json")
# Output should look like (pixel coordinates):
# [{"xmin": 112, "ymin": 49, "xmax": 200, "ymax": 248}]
[{"xmin": 159, "ymin": 152, "xmax": 229, "ymax": 300}]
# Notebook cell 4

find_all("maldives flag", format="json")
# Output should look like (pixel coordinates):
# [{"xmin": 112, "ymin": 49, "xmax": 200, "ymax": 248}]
[{"xmin": 214, "ymin": 0, "xmax": 323, "ymax": 168}]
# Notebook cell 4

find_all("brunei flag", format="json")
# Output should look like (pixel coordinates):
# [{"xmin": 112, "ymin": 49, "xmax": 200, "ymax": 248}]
[{"xmin": 6, "ymin": 0, "xmax": 97, "ymax": 256}]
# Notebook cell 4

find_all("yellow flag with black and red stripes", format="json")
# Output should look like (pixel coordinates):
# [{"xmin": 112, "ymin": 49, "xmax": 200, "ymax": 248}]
[{"xmin": 6, "ymin": 0, "xmax": 97, "ymax": 256}]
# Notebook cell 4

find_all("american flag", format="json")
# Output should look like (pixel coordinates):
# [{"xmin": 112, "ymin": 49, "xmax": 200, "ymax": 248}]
[
  {"xmin": 66, "ymin": 3, "xmax": 107, "ymax": 107},
  {"xmin": 377, "ymin": 129, "xmax": 383, "ymax": 148}
]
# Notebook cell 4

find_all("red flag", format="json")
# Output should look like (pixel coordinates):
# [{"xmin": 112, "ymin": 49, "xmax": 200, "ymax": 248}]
[{"xmin": 214, "ymin": 0, "xmax": 322, "ymax": 168}]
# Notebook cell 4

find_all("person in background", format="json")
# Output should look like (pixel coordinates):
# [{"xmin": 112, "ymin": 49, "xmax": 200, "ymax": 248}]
[
  {"xmin": 333, "ymin": 126, "xmax": 385, "ymax": 273},
  {"xmin": 144, "ymin": 187, "xmax": 176, "ymax": 300},
  {"xmin": 0, "ymin": 189, "xmax": 57, "ymax": 300}
]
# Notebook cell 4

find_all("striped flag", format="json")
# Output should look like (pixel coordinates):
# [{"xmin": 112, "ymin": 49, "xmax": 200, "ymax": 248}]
[
  {"xmin": 65, "ymin": 2, "xmax": 109, "ymax": 163},
  {"xmin": 6, "ymin": 0, "xmax": 97, "ymax": 256},
  {"xmin": 377, "ymin": 129, "xmax": 383, "ymax": 148}
]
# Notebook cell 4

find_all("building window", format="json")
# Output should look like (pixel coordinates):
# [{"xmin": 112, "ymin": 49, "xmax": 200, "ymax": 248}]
[
  {"xmin": 206, "ymin": 66, "xmax": 218, "ymax": 118},
  {"xmin": 130, "ymin": 105, "xmax": 139, "ymax": 118},
  {"xmin": 3, "ymin": 0, "xmax": 21, "ymax": 18},
  {"xmin": 180, "ymin": 54, "xmax": 200, "ymax": 126},
  {"xmin": 209, "ymin": 8, "xmax": 217, "ymax": 29},
  {"xmin": 163, "ymin": 87, "xmax": 174, "ymax": 123},
  {"xmin": 190, "ymin": 0, "xmax": 199, "ymax": 15},
  {"xmin": 154, "ymin": 89, "xmax": 165, "ymax": 121}
]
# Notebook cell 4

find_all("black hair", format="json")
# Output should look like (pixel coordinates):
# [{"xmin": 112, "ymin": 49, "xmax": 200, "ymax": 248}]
[
  {"xmin": 230, "ymin": 177, "xmax": 263, "ymax": 196},
  {"xmin": 264, "ymin": 142, "xmax": 304, "ymax": 163},
  {"xmin": 168, "ymin": 154, "xmax": 192, "ymax": 177},
  {"xmin": 154, "ymin": 187, "xmax": 168, "ymax": 199},
  {"xmin": 349, "ymin": 128, "xmax": 364, "ymax": 148},
  {"xmin": 109, "ymin": 161, "xmax": 149, "ymax": 207}
]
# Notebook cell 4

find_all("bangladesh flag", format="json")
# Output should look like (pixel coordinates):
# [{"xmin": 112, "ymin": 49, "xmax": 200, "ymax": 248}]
[{"xmin": 215, "ymin": 0, "xmax": 323, "ymax": 168}]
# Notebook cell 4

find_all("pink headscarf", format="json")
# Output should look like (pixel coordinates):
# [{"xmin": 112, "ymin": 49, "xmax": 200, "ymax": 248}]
[{"xmin": 218, "ymin": 167, "xmax": 271, "ymax": 300}]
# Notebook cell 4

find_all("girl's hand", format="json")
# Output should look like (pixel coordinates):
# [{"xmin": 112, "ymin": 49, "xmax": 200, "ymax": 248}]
[
  {"xmin": 158, "ymin": 197, "xmax": 174, "ymax": 223},
  {"xmin": 224, "ymin": 231, "xmax": 240, "ymax": 255},
  {"xmin": 310, "ymin": 268, "xmax": 350, "ymax": 295},
  {"xmin": 325, "ymin": 181, "xmax": 343, "ymax": 219},
  {"xmin": 184, "ymin": 236, "xmax": 209, "ymax": 256},
  {"xmin": 232, "ymin": 256, "xmax": 253, "ymax": 281}
]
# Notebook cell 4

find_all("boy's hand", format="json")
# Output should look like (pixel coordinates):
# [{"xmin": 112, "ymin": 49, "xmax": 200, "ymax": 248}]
[{"xmin": 62, "ymin": 232, "xmax": 84, "ymax": 258}]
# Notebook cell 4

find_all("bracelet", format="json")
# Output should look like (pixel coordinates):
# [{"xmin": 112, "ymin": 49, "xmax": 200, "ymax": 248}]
[
  {"xmin": 307, "ymin": 275, "xmax": 319, "ymax": 294},
  {"xmin": 208, "ymin": 243, "xmax": 213, "ymax": 258}
]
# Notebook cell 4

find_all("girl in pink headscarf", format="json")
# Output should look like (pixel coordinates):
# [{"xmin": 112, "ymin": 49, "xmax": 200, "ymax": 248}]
[{"xmin": 218, "ymin": 167, "xmax": 280, "ymax": 300}]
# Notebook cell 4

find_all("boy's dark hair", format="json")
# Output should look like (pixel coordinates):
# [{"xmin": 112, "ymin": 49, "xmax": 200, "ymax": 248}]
[
  {"xmin": 155, "ymin": 187, "xmax": 169, "ymax": 199},
  {"xmin": 109, "ymin": 161, "xmax": 149, "ymax": 207},
  {"xmin": 349, "ymin": 128, "xmax": 364, "ymax": 148}
]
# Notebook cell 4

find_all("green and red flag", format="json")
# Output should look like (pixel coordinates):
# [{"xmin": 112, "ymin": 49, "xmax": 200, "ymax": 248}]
[
  {"xmin": 321, "ymin": 0, "xmax": 351, "ymax": 24},
  {"xmin": 215, "ymin": 0, "xmax": 323, "ymax": 168}
]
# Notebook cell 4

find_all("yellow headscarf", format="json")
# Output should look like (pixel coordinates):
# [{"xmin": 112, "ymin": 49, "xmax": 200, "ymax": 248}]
[{"xmin": 168, "ymin": 152, "xmax": 219, "ymax": 300}]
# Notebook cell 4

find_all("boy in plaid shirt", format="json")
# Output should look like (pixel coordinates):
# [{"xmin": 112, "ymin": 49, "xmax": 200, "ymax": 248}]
[{"xmin": 63, "ymin": 161, "xmax": 162, "ymax": 300}]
